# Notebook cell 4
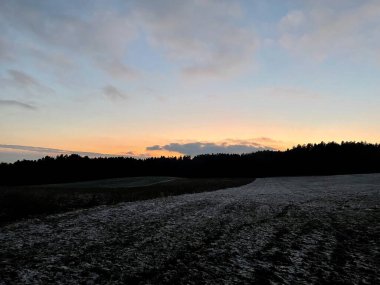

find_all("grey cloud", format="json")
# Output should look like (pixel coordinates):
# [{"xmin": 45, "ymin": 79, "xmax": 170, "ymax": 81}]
[
  {"xmin": 8, "ymin": 69, "xmax": 40, "ymax": 87},
  {"xmin": 146, "ymin": 141, "xmax": 275, "ymax": 156},
  {"xmin": 97, "ymin": 59, "xmax": 137, "ymax": 80},
  {"xmin": 0, "ymin": 144, "xmax": 113, "ymax": 163},
  {"xmin": 0, "ymin": 99, "xmax": 36, "ymax": 110},
  {"xmin": 254, "ymin": 137, "xmax": 280, "ymax": 144},
  {"xmin": 0, "ymin": 144, "xmax": 73, "ymax": 154},
  {"xmin": 0, "ymin": 1, "xmax": 134, "ymax": 55},
  {"xmin": 103, "ymin": 85, "xmax": 127, "ymax": 100},
  {"xmin": 1, "ymin": 69, "xmax": 54, "ymax": 95},
  {"xmin": 133, "ymin": 0, "xmax": 258, "ymax": 78},
  {"xmin": 0, "ymin": 1, "xmax": 137, "ymax": 80},
  {"xmin": 122, "ymin": 151, "xmax": 152, "ymax": 159},
  {"xmin": 255, "ymin": 87, "xmax": 322, "ymax": 100},
  {"xmin": 27, "ymin": 48, "xmax": 75, "ymax": 72},
  {"xmin": 0, "ymin": 151, "xmax": 42, "ymax": 163},
  {"xmin": 278, "ymin": 1, "xmax": 380, "ymax": 61},
  {"xmin": 0, "ymin": 38, "xmax": 14, "ymax": 61},
  {"xmin": 279, "ymin": 10, "xmax": 305, "ymax": 31},
  {"xmin": 0, "ymin": 1, "xmax": 258, "ymax": 80},
  {"xmin": 224, "ymin": 137, "xmax": 285, "ymax": 151},
  {"xmin": 146, "ymin": 145, "xmax": 162, "ymax": 151}
]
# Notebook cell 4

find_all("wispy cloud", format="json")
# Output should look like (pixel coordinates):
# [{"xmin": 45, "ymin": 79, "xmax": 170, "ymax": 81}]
[
  {"xmin": 97, "ymin": 59, "xmax": 138, "ymax": 80},
  {"xmin": 146, "ymin": 140, "xmax": 275, "ymax": 156},
  {"xmin": 0, "ymin": 144, "xmax": 113, "ymax": 163},
  {"xmin": 0, "ymin": 1, "xmax": 259, "ymax": 82},
  {"xmin": 255, "ymin": 87, "xmax": 322, "ymax": 100},
  {"xmin": 0, "ymin": 144, "xmax": 109, "ymax": 156},
  {"xmin": 1, "ymin": 69, "xmax": 53, "ymax": 95},
  {"xmin": 0, "ymin": 144, "xmax": 163, "ymax": 163},
  {"xmin": 278, "ymin": 1, "xmax": 380, "ymax": 62},
  {"xmin": 224, "ymin": 137, "xmax": 285, "ymax": 150},
  {"xmin": 7, "ymin": 69, "xmax": 40, "ymax": 87},
  {"xmin": 122, "ymin": 151, "xmax": 152, "ymax": 159},
  {"xmin": 0, "ymin": 1, "xmax": 137, "ymax": 80},
  {"xmin": 135, "ymin": 0, "xmax": 258, "ymax": 79},
  {"xmin": 102, "ymin": 85, "xmax": 127, "ymax": 100},
  {"xmin": 0, "ymin": 99, "xmax": 36, "ymax": 110},
  {"xmin": 0, "ymin": 38, "xmax": 14, "ymax": 61},
  {"xmin": 279, "ymin": 10, "xmax": 305, "ymax": 31}
]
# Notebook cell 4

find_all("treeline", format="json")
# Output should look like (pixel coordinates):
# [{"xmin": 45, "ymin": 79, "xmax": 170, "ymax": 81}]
[{"xmin": 1, "ymin": 141, "xmax": 380, "ymax": 185}]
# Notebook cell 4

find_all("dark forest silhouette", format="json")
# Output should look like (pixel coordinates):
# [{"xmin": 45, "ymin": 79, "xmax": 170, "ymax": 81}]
[{"xmin": 1, "ymin": 141, "xmax": 380, "ymax": 185}]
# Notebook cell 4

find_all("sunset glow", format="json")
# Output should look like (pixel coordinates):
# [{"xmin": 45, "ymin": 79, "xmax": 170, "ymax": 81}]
[{"xmin": 1, "ymin": 0, "xmax": 380, "ymax": 162}]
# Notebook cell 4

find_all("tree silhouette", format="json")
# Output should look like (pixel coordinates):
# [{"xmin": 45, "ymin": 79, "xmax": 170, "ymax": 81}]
[{"xmin": 1, "ymin": 141, "xmax": 379, "ymax": 185}]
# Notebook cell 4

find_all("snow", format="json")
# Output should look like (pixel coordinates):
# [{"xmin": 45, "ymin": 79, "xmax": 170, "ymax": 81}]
[{"xmin": 0, "ymin": 174, "xmax": 379, "ymax": 284}]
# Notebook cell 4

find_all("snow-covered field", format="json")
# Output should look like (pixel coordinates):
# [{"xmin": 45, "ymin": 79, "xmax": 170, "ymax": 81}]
[{"xmin": 1, "ymin": 174, "xmax": 379, "ymax": 284}]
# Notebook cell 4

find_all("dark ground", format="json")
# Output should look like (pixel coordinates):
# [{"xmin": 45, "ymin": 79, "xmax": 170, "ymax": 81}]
[
  {"xmin": 0, "ymin": 177, "xmax": 254, "ymax": 226},
  {"xmin": 0, "ymin": 174, "xmax": 379, "ymax": 284}
]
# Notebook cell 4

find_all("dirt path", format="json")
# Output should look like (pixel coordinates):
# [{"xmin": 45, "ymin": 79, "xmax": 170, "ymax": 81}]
[{"xmin": 1, "ymin": 174, "xmax": 379, "ymax": 284}]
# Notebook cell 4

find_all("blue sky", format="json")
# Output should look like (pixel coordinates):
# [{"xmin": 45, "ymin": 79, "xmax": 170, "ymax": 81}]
[{"xmin": 1, "ymin": 0, "xmax": 380, "ymax": 162}]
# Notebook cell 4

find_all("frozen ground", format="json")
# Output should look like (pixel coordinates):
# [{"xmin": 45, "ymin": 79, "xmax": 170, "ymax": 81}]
[
  {"xmin": 39, "ymin": 176, "xmax": 177, "ymax": 189},
  {"xmin": 0, "ymin": 174, "xmax": 379, "ymax": 284}
]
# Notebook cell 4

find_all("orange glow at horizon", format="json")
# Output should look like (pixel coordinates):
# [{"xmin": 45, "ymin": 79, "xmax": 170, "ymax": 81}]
[{"xmin": 3, "ymin": 117, "xmax": 380, "ymax": 158}]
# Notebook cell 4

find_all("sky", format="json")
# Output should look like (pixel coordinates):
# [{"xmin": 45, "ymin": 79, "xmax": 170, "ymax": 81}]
[{"xmin": 1, "ymin": 0, "xmax": 380, "ymax": 162}]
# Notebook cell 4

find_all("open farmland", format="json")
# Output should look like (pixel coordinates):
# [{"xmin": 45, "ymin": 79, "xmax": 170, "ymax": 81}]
[
  {"xmin": 0, "ymin": 174, "xmax": 379, "ymax": 284},
  {"xmin": 0, "ymin": 177, "xmax": 253, "ymax": 225},
  {"xmin": 41, "ymin": 176, "xmax": 178, "ymax": 189}
]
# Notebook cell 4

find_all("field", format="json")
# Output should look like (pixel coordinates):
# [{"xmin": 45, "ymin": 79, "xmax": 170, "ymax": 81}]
[
  {"xmin": 0, "ymin": 174, "xmax": 379, "ymax": 284},
  {"xmin": 0, "ymin": 177, "xmax": 254, "ymax": 226}
]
